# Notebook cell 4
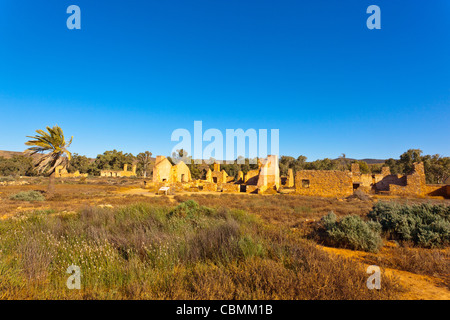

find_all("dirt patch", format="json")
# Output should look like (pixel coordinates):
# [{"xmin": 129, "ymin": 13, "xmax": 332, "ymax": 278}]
[{"xmin": 321, "ymin": 246, "xmax": 450, "ymax": 300}]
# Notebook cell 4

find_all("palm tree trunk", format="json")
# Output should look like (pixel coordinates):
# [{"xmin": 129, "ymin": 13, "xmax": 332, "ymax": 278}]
[{"xmin": 48, "ymin": 173, "xmax": 55, "ymax": 194}]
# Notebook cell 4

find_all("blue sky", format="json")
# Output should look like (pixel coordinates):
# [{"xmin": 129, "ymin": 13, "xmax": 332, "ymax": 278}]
[{"xmin": 0, "ymin": 0, "xmax": 449, "ymax": 160}]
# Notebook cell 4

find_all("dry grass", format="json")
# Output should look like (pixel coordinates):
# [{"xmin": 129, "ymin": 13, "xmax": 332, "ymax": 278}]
[
  {"xmin": 0, "ymin": 201, "xmax": 401, "ymax": 300},
  {"xmin": 1, "ymin": 178, "xmax": 448, "ymax": 299},
  {"xmin": 361, "ymin": 245, "xmax": 450, "ymax": 289}
]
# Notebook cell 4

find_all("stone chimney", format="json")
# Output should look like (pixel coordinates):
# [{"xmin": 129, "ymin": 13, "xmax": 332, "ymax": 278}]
[{"xmin": 351, "ymin": 163, "xmax": 360, "ymax": 175}]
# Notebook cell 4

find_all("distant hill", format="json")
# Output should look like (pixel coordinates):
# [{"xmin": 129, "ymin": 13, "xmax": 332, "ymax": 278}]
[
  {"xmin": 332, "ymin": 158, "xmax": 386, "ymax": 165},
  {"xmin": 360, "ymin": 159, "xmax": 386, "ymax": 164},
  {"xmin": 0, "ymin": 150, "xmax": 30, "ymax": 159}
]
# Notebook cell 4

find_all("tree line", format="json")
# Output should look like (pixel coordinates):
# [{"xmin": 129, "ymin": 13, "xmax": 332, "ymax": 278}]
[{"xmin": 1, "ymin": 148, "xmax": 448, "ymax": 184}]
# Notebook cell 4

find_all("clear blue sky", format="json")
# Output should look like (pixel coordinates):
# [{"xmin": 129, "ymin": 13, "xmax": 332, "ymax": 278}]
[{"xmin": 0, "ymin": 0, "xmax": 449, "ymax": 160}]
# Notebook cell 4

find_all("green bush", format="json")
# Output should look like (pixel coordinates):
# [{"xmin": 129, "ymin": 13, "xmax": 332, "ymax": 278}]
[
  {"xmin": 169, "ymin": 200, "xmax": 214, "ymax": 218},
  {"xmin": 9, "ymin": 191, "xmax": 45, "ymax": 202},
  {"xmin": 320, "ymin": 212, "xmax": 383, "ymax": 252},
  {"xmin": 368, "ymin": 202, "xmax": 450, "ymax": 248}
]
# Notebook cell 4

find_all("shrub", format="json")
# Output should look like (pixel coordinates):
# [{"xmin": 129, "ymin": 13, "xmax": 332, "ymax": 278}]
[
  {"xmin": 9, "ymin": 191, "xmax": 45, "ymax": 202},
  {"xmin": 187, "ymin": 220, "xmax": 241, "ymax": 262},
  {"xmin": 368, "ymin": 202, "xmax": 450, "ymax": 248},
  {"xmin": 320, "ymin": 212, "xmax": 383, "ymax": 252},
  {"xmin": 169, "ymin": 200, "xmax": 214, "ymax": 218},
  {"xmin": 0, "ymin": 202, "xmax": 401, "ymax": 299}
]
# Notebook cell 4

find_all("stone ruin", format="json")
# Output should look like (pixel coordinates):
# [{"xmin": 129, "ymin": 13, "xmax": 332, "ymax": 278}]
[
  {"xmin": 145, "ymin": 155, "xmax": 282, "ymax": 194},
  {"xmin": 100, "ymin": 164, "xmax": 137, "ymax": 177},
  {"xmin": 145, "ymin": 154, "xmax": 449, "ymax": 198},
  {"xmin": 218, "ymin": 155, "xmax": 281, "ymax": 194},
  {"xmin": 55, "ymin": 165, "xmax": 88, "ymax": 178},
  {"xmin": 152, "ymin": 156, "xmax": 191, "ymax": 183},
  {"xmin": 295, "ymin": 162, "xmax": 449, "ymax": 198}
]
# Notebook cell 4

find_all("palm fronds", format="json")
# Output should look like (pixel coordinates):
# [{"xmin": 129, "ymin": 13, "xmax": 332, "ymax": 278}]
[{"xmin": 24, "ymin": 125, "xmax": 73, "ymax": 175}]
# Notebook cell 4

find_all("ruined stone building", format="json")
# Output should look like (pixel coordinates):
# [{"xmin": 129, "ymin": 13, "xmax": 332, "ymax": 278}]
[
  {"xmin": 379, "ymin": 162, "xmax": 447, "ymax": 197},
  {"xmin": 152, "ymin": 156, "xmax": 191, "ymax": 183},
  {"xmin": 100, "ymin": 164, "xmax": 137, "ymax": 177},
  {"xmin": 295, "ymin": 169, "xmax": 353, "ymax": 197},
  {"xmin": 295, "ymin": 162, "xmax": 449, "ymax": 198},
  {"xmin": 216, "ymin": 155, "xmax": 280, "ymax": 194},
  {"xmin": 173, "ymin": 161, "xmax": 192, "ymax": 182},
  {"xmin": 208, "ymin": 163, "xmax": 228, "ymax": 184},
  {"xmin": 148, "ymin": 154, "xmax": 448, "ymax": 198},
  {"xmin": 256, "ymin": 155, "xmax": 280, "ymax": 192},
  {"xmin": 54, "ymin": 165, "xmax": 88, "ymax": 178}
]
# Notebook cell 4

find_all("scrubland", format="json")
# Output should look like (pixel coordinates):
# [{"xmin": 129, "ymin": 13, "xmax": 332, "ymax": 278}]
[{"xmin": 0, "ymin": 177, "xmax": 448, "ymax": 299}]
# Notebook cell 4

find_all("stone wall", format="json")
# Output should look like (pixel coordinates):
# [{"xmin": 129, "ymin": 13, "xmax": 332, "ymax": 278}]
[
  {"xmin": 55, "ymin": 165, "xmax": 88, "ymax": 178},
  {"xmin": 245, "ymin": 170, "xmax": 259, "ymax": 185},
  {"xmin": 287, "ymin": 169, "xmax": 294, "ymax": 188},
  {"xmin": 100, "ymin": 164, "xmax": 136, "ymax": 178},
  {"xmin": 257, "ymin": 155, "xmax": 280, "ymax": 190},
  {"xmin": 388, "ymin": 163, "xmax": 426, "ymax": 196},
  {"xmin": 295, "ymin": 170, "xmax": 353, "ymax": 197},
  {"xmin": 202, "ymin": 182, "xmax": 218, "ymax": 192},
  {"xmin": 152, "ymin": 156, "xmax": 174, "ymax": 182},
  {"xmin": 152, "ymin": 156, "xmax": 192, "ymax": 183},
  {"xmin": 222, "ymin": 183, "xmax": 240, "ymax": 193},
  {"xmin": 173, "ymin": 162, "xmax": 192, "ymax": 182}
]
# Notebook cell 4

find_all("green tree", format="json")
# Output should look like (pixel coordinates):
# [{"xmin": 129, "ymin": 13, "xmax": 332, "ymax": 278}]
[
  {"xmin": 69, "ymin": 153, "xmax": 91, "ymax": 173},
  {"xmin": 0, "ymin": 155, "xmax": 35, "ymax": 177},
  {"xmin": 385, "ymin": 149, "xmax": 449, "ymax": 184},
  {"xmin": 94, "ymin": 150, "xmax": 135, "ymax": 172},
  {"xmin": 398, "ymin": 149, "xmax": 423, "ymax": 174},
  {"xmin": 353, "ymin": 160, "xmax": 370, "ymax": 174},
  {"xmin": 171, "ymin": 149, "xmax": 190, "ymax": 164},
  {"xmin": 422, "ymin": 154, "xmax": 450, "ymax": 184},
  {"xmin": 280, "ymin": 156, "xmax": 295, "ymax": 176},
  {"xmin": 137, "ymin": 151, "xmax": 153, "ymax": 178},
  {"xmin": 25, "ymin": 125, "xmax": 73, "ymax": 193}
]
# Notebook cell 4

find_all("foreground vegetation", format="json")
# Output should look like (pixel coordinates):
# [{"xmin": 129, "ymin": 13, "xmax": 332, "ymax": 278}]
[
  {"xmin": 315, "ymin": 202, "xmax": 450, "ymax": 252},
  {"xmin": 0, "ymin": 200, "xmax": 400, "ymax": 299}
]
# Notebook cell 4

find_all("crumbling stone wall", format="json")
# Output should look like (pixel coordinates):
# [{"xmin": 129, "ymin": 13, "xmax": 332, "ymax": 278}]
[
  {"xmin": 245, "ymin": 170, "xmax": 259, "ymax": 185},
  {"xmin": 295, "ymin": 170, "xmax": 353, "ymax": 197},
  {"xmin": 351, "ymin": 163, "xmax": 397, "ymax": 194},
  {"xmin": 222, "ymin": 183, "xmax": 240, "ymax": 193},
  {"xmin": 100, "ymin": 164, "xmax": 136, "ymax": 178},
  {"xmin": 212, "ymin": 169, "xmax": 228, "ymax": 184},
  {"xmin": 202, "ymin": 182, "xmax": 218, "ymax": 192},
  {"xmin": 152, "ymin": 156, "xmax": 174, "ymax": 182},
  {"xmin": 174, "ymin": 161, "xmax": 192, "ymax": 182},
  {"xmin": 382, "ymin": 163, "xmax": 448, "ymax": 198},
  {"xmin": 389, "ymin": 163, "xmax": 427, "ymax": 196},
  {"xmin": 257, "ymin": 155, "xmax": 280, "ymax": 190},
  {"xmin": 205, "ymin": 169, "xmax": 213, "ymax": 182},
  {"xmin": 245, "ymin": 185, "xmax": 258, "ymax": 194},
  {"xmin": 237, "ymin": 171, "xmax": 244, "ymax": 183},
  {"xmin": 152, "ymin": 156, "xmax": 192, "ymax": 183},
  {"xmin": 55, "ymin": 165, "xmax": 88, "ymax": 178},
  {"xmin": 287, "ymin": 169, "xmax": 294, "ymax": 188}
]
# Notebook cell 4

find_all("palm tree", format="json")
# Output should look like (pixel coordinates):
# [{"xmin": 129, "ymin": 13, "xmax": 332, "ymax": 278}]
[{"xmin": 25, "ymin": 125, "xmax": 73, "ymax": 194}]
